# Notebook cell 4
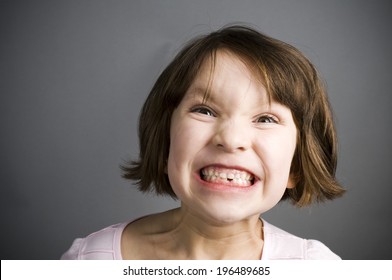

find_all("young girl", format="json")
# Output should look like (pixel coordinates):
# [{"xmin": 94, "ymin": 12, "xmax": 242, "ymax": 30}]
[{"xmin": 62, "ymin": 25, "xmax": 345, "ymax": 260}]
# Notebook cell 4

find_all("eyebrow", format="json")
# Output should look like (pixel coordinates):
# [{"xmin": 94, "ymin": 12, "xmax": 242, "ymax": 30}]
[
  {"xmin": 188, "ymin": 88, "xmax": 277, "ymax": 119},
  {"xmin": 186, "ymin": 79, "xmax": 275, "ymax": 112},
  {"xmin": 185, "ymin": 85, "xmax": 216, "ymax": 104}
]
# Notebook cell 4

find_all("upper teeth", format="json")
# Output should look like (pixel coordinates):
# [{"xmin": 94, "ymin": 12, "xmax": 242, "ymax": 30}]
[{"xmin": 201, "ymin": 167, "xmax": 254, "ymax": 181}]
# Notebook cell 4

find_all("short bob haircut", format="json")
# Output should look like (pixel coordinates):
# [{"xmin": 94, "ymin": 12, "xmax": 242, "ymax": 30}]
[{"xmin": 122, "ymin": 25, "xmax": 345, "ymax": 207}]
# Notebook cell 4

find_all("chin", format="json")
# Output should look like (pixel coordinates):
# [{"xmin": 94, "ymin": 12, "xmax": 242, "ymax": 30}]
[{"xmin": 196, "ymin": 202, "xmax": 261, "ymax": 225}]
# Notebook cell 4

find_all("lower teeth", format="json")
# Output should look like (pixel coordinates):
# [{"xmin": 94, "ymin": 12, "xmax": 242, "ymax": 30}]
[{"xmin": 201, "ymin": 174, "xmax": 252, "ymax": 187}]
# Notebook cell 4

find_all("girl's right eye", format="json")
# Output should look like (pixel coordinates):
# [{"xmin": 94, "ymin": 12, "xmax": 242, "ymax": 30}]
[{"xmin": 190, "ymin": 106, "xmax": 216, "ymax": 117}]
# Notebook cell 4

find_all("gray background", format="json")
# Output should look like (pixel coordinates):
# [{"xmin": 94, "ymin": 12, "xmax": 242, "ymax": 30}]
[{"xmin": 1, "ymin": 0, "xmax": 391, "ymax": 260}]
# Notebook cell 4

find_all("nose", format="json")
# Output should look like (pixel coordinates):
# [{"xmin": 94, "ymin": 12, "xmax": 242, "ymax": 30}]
[{"xmin": 212, "ymin": 119, "xmax": 251, "ymax": 152}]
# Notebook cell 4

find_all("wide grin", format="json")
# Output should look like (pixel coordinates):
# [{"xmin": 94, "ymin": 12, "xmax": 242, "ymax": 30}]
[{"xmin": 200, "ymin": 166, "xmax": 255, "ymax": 187}]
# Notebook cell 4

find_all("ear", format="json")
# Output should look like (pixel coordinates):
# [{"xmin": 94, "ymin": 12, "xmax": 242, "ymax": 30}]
[{"xmin": 287, "ymin": 174, "xmax": 297, "ymax": 189}]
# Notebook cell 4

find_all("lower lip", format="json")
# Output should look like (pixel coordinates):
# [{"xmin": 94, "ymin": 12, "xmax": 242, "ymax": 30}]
[{"xmin": 194, "ymin": 173, "xmax": 258, "ymax": 192}]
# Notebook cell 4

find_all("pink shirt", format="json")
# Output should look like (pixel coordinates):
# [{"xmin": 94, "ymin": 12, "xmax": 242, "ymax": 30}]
[{"xmin": 61, "ymin": 219, "xmax": 340, "ymax": 260}]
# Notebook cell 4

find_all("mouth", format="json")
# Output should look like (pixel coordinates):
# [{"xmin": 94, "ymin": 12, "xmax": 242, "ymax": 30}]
[{"xmin": 199, "ymin": 166, "xmax": 256, "ymax": 187}]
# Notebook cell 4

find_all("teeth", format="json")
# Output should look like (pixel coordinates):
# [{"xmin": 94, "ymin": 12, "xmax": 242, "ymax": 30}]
[{"xmin": 200, "ymin": 166, "xmax": 254, "ymax": 187}]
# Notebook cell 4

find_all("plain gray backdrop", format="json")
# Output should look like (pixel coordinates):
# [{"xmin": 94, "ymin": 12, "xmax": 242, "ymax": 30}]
[{"xmin": 1, "ymin": 0, "xmax": 391, "ymax": 260}]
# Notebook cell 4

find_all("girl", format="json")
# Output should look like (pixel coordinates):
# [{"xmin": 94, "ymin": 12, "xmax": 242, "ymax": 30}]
[{"xmin": 62, "ymin": 25, "xmax": 345, "ymax": 260}]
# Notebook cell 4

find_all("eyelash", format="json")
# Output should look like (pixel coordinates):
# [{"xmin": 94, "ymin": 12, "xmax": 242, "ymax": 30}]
[
  {"xmin": 190, "ymin": 105, "xmax": 278, "ymax": 124},
  {"xmin": 190, "ymin": 105, "xmax": 216, "ymax": 117},
  {"xmin": 255, "ymin": 114, "xmax": 278, "ymax": 124}
]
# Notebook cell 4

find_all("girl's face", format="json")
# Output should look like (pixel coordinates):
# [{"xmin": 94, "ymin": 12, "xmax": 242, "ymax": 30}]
[{"xmin": 167, "ymin": 50, "xmax": 297, "ymax": 224}]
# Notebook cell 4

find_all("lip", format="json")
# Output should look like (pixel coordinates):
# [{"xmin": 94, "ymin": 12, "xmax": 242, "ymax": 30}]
[{"xmin": 196, "ymin": 164, "xmax": 259, "ymax": 192}]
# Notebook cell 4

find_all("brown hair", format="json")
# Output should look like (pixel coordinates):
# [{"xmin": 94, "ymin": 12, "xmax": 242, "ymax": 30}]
[{"xmin": 122, "ymin": 25, "xmax": 345, "ymax": 206}]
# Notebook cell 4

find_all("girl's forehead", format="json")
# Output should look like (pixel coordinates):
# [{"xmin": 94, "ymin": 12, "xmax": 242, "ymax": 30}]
[
  {"xmin": 197, "ymin": 50, "xmax": 265, "ymax": 87},
  {"xmin": 186, "ymin": 50, "xmax": 269, "ymax": 102}
]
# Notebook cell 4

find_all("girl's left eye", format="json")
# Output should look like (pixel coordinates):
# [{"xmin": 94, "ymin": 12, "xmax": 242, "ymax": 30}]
[{"xmin": 255, "ymin": 115, "xmax": 278, "ymax": 123}]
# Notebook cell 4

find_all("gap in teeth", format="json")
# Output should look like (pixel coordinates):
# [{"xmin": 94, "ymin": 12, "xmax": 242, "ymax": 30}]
[{"xmin": 200, "ymin": 167, "xmax": 254, "ymax": 185}]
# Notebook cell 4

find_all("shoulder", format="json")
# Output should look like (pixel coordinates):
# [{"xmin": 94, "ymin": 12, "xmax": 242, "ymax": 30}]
[
  {"xmin": 262, "ymin": 220, "xmax": 341, "ymax": 260},
  {"xmin": 61, "ymin": 222, "xmax": 127, "ymax": 260},
  {"xmin": 121, "ymin": 210, "xmax": 180, "ymax": 259}
]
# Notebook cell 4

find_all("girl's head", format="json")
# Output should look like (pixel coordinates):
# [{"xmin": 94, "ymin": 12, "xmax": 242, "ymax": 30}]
[{"xmin": 123, "ymin": 25, "xmax": 345, "ymax": 207}]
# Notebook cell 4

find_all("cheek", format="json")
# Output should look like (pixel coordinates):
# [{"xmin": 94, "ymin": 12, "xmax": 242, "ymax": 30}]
[
  {"xmin": 167, "ymin": 132, "xmax": 187, "ymax": 197},
  {"xmin": 169, "ymin": 126, "xmax": 195, "ymax": 164},
  {"xmin": 256, "ymin": 132, "xmax": 297, "ymax": 177},
  {"xmin": 167, "ymin": 120, "xmax": 205, "ymax": 180}
]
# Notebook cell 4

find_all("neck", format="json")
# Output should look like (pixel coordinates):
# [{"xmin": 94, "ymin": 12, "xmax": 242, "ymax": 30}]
[{"xmin": 166, "ymin": 207, "xmax": 263, "ymax": 259}]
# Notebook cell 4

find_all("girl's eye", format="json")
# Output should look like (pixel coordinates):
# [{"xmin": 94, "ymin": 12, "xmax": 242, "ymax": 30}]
[
  {"xmin": 191, "ymin": 106, "xmax": 215, "ymax": 117},
  {"xmin": 255, "ymin": 115, "xmax": 278, "ymax": 123}
]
